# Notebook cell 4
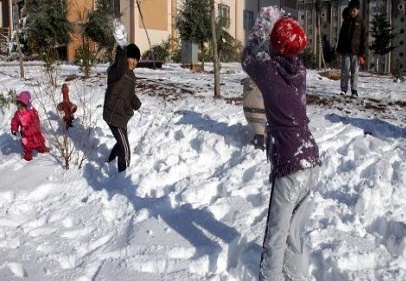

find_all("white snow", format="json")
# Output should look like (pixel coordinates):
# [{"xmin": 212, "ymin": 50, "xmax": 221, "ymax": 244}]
[{"xmin": 0, "ymin": 61, "xmax": 405, "ymax": 281}]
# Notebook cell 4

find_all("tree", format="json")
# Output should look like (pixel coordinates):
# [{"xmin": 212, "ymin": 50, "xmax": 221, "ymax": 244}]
[
  {"xmin": 315, "ymin": 0, "xmax": 327, "ymax": 69},
  {"xmin": 210, "ymin": 0, "xmax": 220, "ymax": 98},
  {"xmin": 25, "ymin": 0, "xmax": 72, "ymax": 55},
  {"xmin": 177, "ymin": 0, "xmax": 211, "ymax": 70},
  {"xmin": 214, "ymin": 24, "xmax": 243, "ymax": 62},
  {"xmin": 83, "ymin": 0, "xmax": 117, "ymax": 63},
  {"xmin": 369, "ymin": 12, "xmax": 397, "ymax": 73}
]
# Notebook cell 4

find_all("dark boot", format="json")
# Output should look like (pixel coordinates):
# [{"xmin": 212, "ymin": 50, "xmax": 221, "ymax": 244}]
[
  {"xmin": 107, "ymin": 144, "xmax": 119, "ymax": 163},
  {"xmin": 252, "ymin": 134, "xmax": 265, "ymax": 150}
]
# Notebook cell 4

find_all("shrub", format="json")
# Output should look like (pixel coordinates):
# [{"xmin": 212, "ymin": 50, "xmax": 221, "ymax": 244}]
[
  {"xmin": 0, "ymin": 89, "xmax": 16, "ymax": 113},
  {"xmin": 142, "ymin": 36, "xmax": 181, "ymax": 62},
  {"xmin": 391, "ymin": 59, "xmax": 405, "ymax": 83},
  {"xmin": 300, "ymin": 48, "xmax": 317, "ymax": 69},
  {"xmin": 74, "ymin": 42, "xmax": 97, "ymax": 77}
]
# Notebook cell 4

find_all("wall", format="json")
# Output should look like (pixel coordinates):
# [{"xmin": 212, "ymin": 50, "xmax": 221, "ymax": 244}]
[
  {"xmin": 120, "ymin": 0, "xmax": 174, "ymax": 56},
  {"xmin": 66, "ymin": 0, "xmax": 95, "ymax": 61}
]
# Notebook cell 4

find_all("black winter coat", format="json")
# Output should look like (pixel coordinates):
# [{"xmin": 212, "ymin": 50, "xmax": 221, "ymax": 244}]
[
  {"xmin": 103, "ymin": 46, "xmax": 142, "ymax": 128},
  {"xmin": 336, "ymin": 14, "xmax": 367, "ymax": 57}
]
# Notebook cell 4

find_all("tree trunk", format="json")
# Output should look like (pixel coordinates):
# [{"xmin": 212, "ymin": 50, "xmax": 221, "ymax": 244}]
[
  {"xmin": 14, "ymin": 4, "xmax": 24, "ymax": 78},
  {"xmin": 200, "ymin": 43, "xmax": 205, "ymax": 72},
  {"xmin": 375, "ymin": 56, "xmax": 379, "ymax": 73},
  {"xmin": 210, "ymin": 0, "xmax": 220, "ymax": 98}
]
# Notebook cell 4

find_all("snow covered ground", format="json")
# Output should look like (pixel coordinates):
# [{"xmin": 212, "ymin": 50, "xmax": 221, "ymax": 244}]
[{"xmin": 0, "ymin": 61, "xmax": 405, "ymax": 281}]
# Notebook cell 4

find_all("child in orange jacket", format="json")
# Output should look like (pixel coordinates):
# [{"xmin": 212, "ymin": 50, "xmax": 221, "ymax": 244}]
[
  {"xmin": 11, "ymin": 91, "xmax": 50, "ymax": 161},
  {"xmin": 57, "ymin": 83, "xmax": 77, "ymax": 130}
]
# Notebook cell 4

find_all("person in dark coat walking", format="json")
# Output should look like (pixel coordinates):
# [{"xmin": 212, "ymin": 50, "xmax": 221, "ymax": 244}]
[
  {"xmin": 103, "ymin": 20, "xmax": 142, "ymax": 173},
  {"xmin": 241, "ymin": 6, "xmax": 322, "ymax": 281},
  {"xmin": 336, "ymin": 0, "xmax": 367, "ymax": 97}
]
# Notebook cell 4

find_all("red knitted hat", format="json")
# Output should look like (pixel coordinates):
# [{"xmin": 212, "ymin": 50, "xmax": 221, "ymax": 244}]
[{"xmin": 270, "ymin": 17, "xmax": 307, "ymax": 56}]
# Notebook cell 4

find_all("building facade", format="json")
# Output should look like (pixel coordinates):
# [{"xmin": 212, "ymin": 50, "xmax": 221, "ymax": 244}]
[
  {"xmin": 0, "ymin": 0, "xmax": 404, "ymax": 71},
  {"xmin": 120, "ymin": 0, "xmax": 299, "ymax": 56},
  {"xmin": 364, "ymin": 0, "xmax": 405, "ymax": 72},
  {"xmin": 1, "ymin": 0, "xmax": 300, "ymax": 62},
  {"xmin": 297, "ymin": 0, "xmax": 405, "ymax": 72}
]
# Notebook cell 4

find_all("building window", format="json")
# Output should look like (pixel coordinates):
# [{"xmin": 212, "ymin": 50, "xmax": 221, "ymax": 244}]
[
  {"xmin": 218, "ymin": 4, "xmax": 230, "ymax": 28},
  {"xmin": 243, "ymin": 10, "xmax": 254, "ymax": 30},
  {"xmin": 284, "ymin": 0, "xmax": 297, "ymax": 9}
]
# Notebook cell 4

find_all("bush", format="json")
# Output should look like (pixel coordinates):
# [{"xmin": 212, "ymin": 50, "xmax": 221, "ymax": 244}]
[
  {"xmin": 202, "ymin": 32, "xmax": 243, "ymax": 63},
  {"xmin": 142, "ymin": 37, "xmax": 181, "ymax": 62},
  {"xmin": 142, "ymin": 44, "xmax": 170, "ymax": 61},
  {"xmin": 300, "ymin": 48, "xmax": 317, "ymax": 69},
  {"xmin": 0, "ymin": 89, "xmax": 16, "ymax": 113},
  {"xmin": 74, "ymin": 42, "xmax": 97, "ymax": 77},
  {"xmin": 391, "ymin": 59, "xmax": 405, "ymax": 83}
]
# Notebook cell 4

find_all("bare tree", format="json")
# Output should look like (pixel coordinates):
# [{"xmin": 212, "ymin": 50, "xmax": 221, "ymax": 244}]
[
  {"xmin": 210, "ymin": 0, "xmax": 220, "ymax": 98},
  {"xmin": 315, "ymin": 0, "xmax": 326, "ymax": 69},
  {"xmin": 34, "ymin": 81, "xmax": 100, "ymax": 170}
]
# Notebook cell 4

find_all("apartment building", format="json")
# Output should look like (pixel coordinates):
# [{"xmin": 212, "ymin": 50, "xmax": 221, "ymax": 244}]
[
  {"xmin": 1, "ymin": 0, "xmax": 299, "ymax": 61},
  {"xmin": 66, "ymin": 0, "xmax": 95, "ymax": 61},
  {"xmin": 364, "ymin": 0, "xmax": 405, "ymax": 72},
  {"xmin": 298, "ymin": 0, "xmax": 347, "ymax": 56},
  {"xmin": 119, "ymin": 0, "xmax": 298, "ymax": 55},
  {"xmin": 298, "ymin": 0, "xmax": 405, "ymax": 72},
  {"xmin": 2, "ymin": 0, "xmax": 403, "ymax": 70}
]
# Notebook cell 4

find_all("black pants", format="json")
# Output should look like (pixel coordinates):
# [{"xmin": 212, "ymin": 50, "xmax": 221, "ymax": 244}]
[{"xmin": 108, "ymin": 125, "xmax": 130, "ymax": 172}]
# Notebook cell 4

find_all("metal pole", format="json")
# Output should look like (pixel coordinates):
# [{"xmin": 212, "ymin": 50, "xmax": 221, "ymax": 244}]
[
  {"xmin": 13, "ymin": 2, "xmax": 24, "ymax": 78},
  {"xmin": 8, "ymin": 0, "xmax": 13, "ymax": 36},
  {"xmin": 387, "ymin": 0, "xmax": 392, "ymax": 73},
  {"xmin": 135, "ymin": 0, "xmax": 156, "ymax": 69}
]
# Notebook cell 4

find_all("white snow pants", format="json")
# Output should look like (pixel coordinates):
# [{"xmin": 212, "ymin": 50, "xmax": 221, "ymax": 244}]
[{"xmin": 259, "ymin": 167, "xmax": 320, "ymax": 281}]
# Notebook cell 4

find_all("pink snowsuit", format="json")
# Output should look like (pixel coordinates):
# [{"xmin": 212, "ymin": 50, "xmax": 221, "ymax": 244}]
[{"xmin": 11, "ymin": 92, "xmax": 49, "ymax": 161}]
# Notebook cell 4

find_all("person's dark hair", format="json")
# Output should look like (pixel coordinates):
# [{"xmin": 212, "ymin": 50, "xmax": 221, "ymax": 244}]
[
  {"xmin": 342, "ymin": 7, "xmax": 350, "ymax": 21},
  {"xmin": 126, "ymin": 43, "xmax": 141, "ymax": 61},
  {"xmin": 348, "ymin": 0, "xmax": 360, "ymax": 9}
]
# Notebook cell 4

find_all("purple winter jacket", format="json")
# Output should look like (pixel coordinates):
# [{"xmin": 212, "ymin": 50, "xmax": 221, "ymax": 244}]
[{"xmin": 242, "ymin": 48, "xmax": 321, "ymax": 182}]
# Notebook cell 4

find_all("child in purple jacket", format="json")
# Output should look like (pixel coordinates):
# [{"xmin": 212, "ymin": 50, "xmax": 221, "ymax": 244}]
[{"xmin": 241, "ymin": 6, "xmax": 322, "ymax": 281}]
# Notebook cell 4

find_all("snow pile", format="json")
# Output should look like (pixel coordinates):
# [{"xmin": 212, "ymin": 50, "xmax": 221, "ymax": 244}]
[{"xmin": 0, "ymin": 62, "xmax": 405, "ymax": 280}]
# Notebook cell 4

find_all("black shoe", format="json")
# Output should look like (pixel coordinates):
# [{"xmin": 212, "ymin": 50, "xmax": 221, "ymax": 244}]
[
  {"xmin": 351, "ymin": 90, "xmax": 358, "ymax": 97},
  {"xmin": 65, "ymin": 121, "xmax": 73, "ymax": 130},
  {"xmin": 252, "ymin": 135, "xmax": 265, "ymax": 151},
  {"xmin": 107, "ymin": 154, "xmax": 116, "ymax": 163}
]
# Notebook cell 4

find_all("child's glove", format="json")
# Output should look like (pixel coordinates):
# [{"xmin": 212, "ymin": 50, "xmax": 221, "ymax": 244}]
[
  {"xmin": 113, "ymin": 18, "xmax": 128, "ymax": 47},
  {"xmin": 12, "ymin": 131, "xmax": 20, "ymax": 138},
  {"xmin": 359, "ymin": 56, "xmax": 365, "ymax": 66}
]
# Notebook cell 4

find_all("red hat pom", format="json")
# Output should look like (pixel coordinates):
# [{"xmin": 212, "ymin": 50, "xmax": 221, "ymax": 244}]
[{"xmin": 270, "ymin": 17, "xmax": 307, "ymax": 56}]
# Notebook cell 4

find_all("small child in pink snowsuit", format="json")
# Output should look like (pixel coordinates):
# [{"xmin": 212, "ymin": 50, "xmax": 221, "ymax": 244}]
[
  {"xmin": 57, "ymin": 83, "xmax": 77, "ymax": 130},
  {"xmin": 11, "ymin": 91, "xmax": 50, "ymax": 161}
]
